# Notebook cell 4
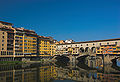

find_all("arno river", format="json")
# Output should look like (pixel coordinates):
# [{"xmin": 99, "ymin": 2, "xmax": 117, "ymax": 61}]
[{"xmin": 0, "ymin": 58, "xmax": 120, "ymax": 82}]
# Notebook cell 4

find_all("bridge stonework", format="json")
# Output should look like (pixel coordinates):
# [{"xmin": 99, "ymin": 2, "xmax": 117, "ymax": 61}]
[{"xmin": 98, "ymin": 55, "xmax": 120, "ymax": 65}]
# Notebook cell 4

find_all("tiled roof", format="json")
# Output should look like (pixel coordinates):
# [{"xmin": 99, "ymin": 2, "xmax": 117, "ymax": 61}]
[{"xmin": 0, "ymin": 21, "xmax": 13, "ymax": 25}]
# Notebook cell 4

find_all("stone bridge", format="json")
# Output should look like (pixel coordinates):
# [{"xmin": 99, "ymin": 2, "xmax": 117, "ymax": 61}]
[
  {"xmin": 52, "ymin": 53, "xmax": 90, "ymax": 62},
  {"xmin": 97, "ymin": 55, "xmax": 120, "ymax": 65}
]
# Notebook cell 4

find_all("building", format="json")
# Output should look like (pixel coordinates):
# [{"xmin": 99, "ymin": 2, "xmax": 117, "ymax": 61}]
[
  {"xmin": 15, "ymin": 27, "xmax": 38, "ymax": 59},
  {"xmin": 0, "ymin": 21, "xmax": 15, "ymax": 61},
  {"xmin": 0, "ymin": 21, "xmax": 38, "ymax": 61},
  {"xmin": 38, "ymin": 36, "xmax": 56, "ymax": 58},
  {"xmin": 38, "ymin": 36, "xmax": 51, "ymax": 57},
  {"xmin": 96, "ymin": 44, "xmax": 120, "ymax": 55},
  {"xmin": 65, "ymin": 39, "xmax": 75, "ymax": 43}
]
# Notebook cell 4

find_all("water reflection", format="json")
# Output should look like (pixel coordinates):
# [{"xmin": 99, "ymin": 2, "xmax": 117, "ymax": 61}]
[
  {"xmin": 117, "ymin": 59, "xmax": 120, "ymax": 67},
  {"xmin": 0, "ymin": 59, "xmax": 120, "ymax": 82}
]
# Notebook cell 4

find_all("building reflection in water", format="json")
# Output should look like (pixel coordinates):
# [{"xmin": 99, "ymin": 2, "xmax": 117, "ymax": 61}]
[{"xmin": 0, "ymin": 60, "xmax": 120, "ymax": 82}]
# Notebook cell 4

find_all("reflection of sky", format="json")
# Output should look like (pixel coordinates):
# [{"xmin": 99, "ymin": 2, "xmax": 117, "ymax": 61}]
[{"xmin": 117, "ymin": 60, "xmax": 120, "ymax": 67}]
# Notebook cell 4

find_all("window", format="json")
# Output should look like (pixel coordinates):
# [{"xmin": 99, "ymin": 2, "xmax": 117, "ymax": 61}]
[
  {"xmin": 20, "ymin": 44, "xmax": 22, "ymax": 46},
  {"xmin": 20, "ymin": 47, "xmax": 22, "ymax": 49},
  {"xmin": 3, "ymin": 32, "xmax": 4, "ymax": 34},
  {"xmin": 24, "ymin": 40, "xmax": 27, "ymax": 42},
  {"xmin": 20, "ymin": 37, "xmax": 23, "ymax": 39},
  {"xmin": 115, "ymin": 42, "xmax": 117, "ymax": 45},
  {"xmin": 24, "ymin": 47, "xmax": 27, "ymax": 49},
  {"xmin": 2, "ymin": 36, "xmax": 4, "ymax": 39},
  {"xmin": 24, "ymin": 37, "xmax": 27, "ymax": 39},
  {"xmin": 2, "ymin": 48, "xmax": 4, "ymax": 50},
  {"xmin": 2, "ymin": 40, "xmax": 4, "ymax": 42},
  {"xmin": 113, "ymin": 48, "xmax": 116, "ymax": 50},
  {"xmin": 24, "ymin": 44, "xmax": 27, "ymax": 46},
  {"xmin": 107, "ymin": 43, "xmax": 109, "ymax": 45},
  {"xmin": 100, "ymin": 43, "xmax": 101, "ymax": 45},
  {"xmin": 20, "ymin": 40, "xmax": 22, "ymax": 42},
  {"xmin": 76, "ymin": 45, "xmax": 77, "ymax": 47},
  {"xmin": 97, "ymin": 51, "xmax": 100, "ymax": 53},
  {"xmin": 2, "ymin": 44, "xmax": 4, "ymax": 46}
]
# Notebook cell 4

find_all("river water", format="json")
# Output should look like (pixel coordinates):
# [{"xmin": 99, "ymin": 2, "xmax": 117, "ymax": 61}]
[{"xmin": 0, "ymin": 59, "xmax": 120, "ymax": 82}]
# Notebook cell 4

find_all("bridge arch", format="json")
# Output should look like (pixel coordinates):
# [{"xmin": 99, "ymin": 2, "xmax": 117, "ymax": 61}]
[
  {"xmin": 85, "ymin": 47, "xmax": 91, "ymax": 52},
  {"xmin": 91, "ymin": 47, "xmax": 96, "ymax": 53},
  {"xmin": 80, "ymin": 47, "xmax": 84, "ymax": 53}
]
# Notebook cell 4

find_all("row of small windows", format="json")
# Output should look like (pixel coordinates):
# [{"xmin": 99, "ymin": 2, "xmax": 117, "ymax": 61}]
[
  {"xmin": 0, "ymin": 51, "xmax": 13, "ymax": 55},
  {"xmin": 61, "ymin": 42, "xmax": 118, "ymax": 47}
]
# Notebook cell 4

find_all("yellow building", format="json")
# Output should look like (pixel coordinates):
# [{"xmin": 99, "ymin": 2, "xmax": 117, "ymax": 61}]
[
  {"xmin": 38, "ymin": 36, "xmax": 56, "ymax": 57},
  {"xmin": 50, "ymin": 43, "xmax": 56, "ymax": 56},
  {"xmin": 38, "ymin": 36, "xmax": 51, "ymax": 57},
  {"xmin": 0, "ymin": 21, "xmax": 15, "ymax": 59},
  {"xmin": 96, "ymin": 44, "xmax": 120, "ymax": 55},
  {"xmin": 15, "ymin": 28, "xmax": 37, "ymax": 57}
]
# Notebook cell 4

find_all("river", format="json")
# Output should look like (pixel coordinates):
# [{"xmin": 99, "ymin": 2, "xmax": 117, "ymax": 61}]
[{"xmin": 0, "ymin": 58, "xmax": 120, "ymax": 82}]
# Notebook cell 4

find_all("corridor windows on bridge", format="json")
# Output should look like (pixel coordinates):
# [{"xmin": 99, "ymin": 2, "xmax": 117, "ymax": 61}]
[
  {"xmin": 115, "ymin": 42, "xmax": 117, "ymax": 45},
  {"xmin": 2, "ymin": 36, "xmax": 4, "ymax": 39},
  {"xmin": 93, "ymin": 43, "xmax": 95, "ymax": 45},
  {"xmin": 2, "ymin": 48, "xmax": 4, "ymax": 50},
  {"xmin": 97, "ymin": 51, "xmax": 100, "ymax": 53},
  {"xmin": 81, "ymin": 44, "xmax": 82, "ymax": 46},
  {"xmin": 86, "ymin": 44, "xmax": 88, "ymax": 46},
  {"xmin": 75, "ymin": 45, "xmax": 77, "ymax": 47},
  {"xmin": 80, "ymin": 47, "xmax": 84, "ymax": 53},
  {"xmin": 100, "ymin": 43, "xmax": 101, "ymax": 46},
  {"xmin": 97, "ymin": 47, "xmax": 100, "ymax": 50},
  {"xmin": 107, "ymin": 42, "xmax": 109, "ymax": 45},
  {"xmin": 71, "ymin": 45, "xmax": 72, "ymax": 47},
  {"xmin": 66, "ymin": 45, "xmax": 67, "ymax": 47}
]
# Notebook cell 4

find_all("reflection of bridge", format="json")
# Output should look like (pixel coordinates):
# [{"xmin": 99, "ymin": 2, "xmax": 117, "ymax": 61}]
[
  {"xmin": 53, "ymin": 54, "xmax": 120, "ymax": 65},
  {"xmin": 55, "ymin": 63, "xmax": 120, "ymax": 82}
]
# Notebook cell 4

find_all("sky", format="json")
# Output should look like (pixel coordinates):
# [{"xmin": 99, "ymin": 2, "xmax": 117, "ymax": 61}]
[{"xmin": 0, "ymin": 0, "xmax": 120, "ymax": 42}]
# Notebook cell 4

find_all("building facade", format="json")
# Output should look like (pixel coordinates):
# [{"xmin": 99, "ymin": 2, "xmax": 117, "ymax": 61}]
[
  {"xmin": 96, "ymin": 44, "xmax": 120, "ymax": 55},
  {"xmin": 38, "ymin": 36, "xmax": 56, "ymax": 57},
  {"xmin": 0, "ymin": 21, "xmax": 15, "ymax": 60}
]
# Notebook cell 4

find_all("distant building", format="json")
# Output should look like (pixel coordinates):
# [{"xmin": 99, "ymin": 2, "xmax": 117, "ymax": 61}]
[
  {"xmin": 59, "ymin": 40, "xmax": 65, "ymax": 44},
  {"xmin": 65, "ymin": 39, "xmax": 75, "ymax": 43},
  {"xmin": 38, "ymin": 36, "xmax": 56, "ymax": 57}
]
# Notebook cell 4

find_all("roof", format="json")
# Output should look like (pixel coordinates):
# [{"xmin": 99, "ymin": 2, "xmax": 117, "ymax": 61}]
[
  {"xmin": 0, "ymin": 21, "xmax": 13, "ymax": 26},
  {"xmin": 57, "ymin": 38, "xmax": 120, "ymax": 45}
]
